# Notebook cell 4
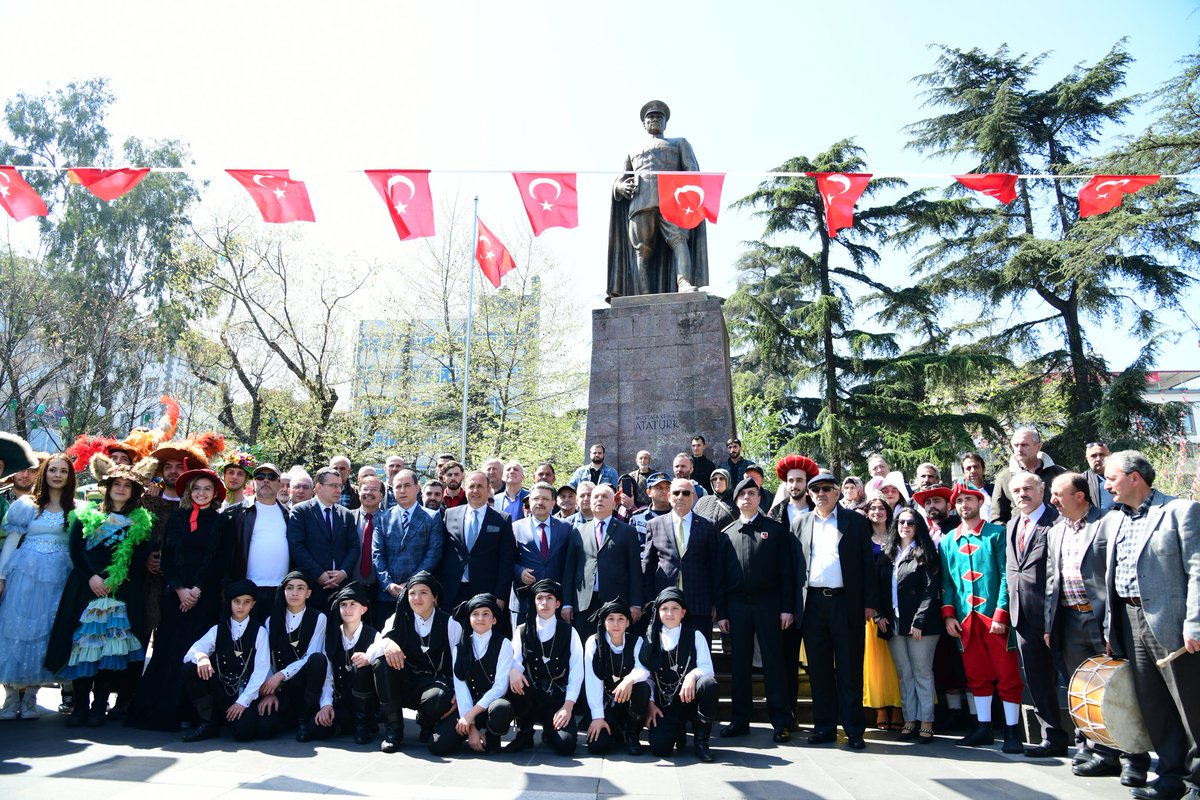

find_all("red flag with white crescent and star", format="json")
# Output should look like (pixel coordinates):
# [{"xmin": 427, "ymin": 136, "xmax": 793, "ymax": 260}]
[
  {"xmin": 1078, "ymin": 174, "xmax": 1160, "ymax": 218},
  {"xmin": 0, "ymin": 166, "xmax": 49, "ymax": 220},
  {"xmin": 953, "ymin": 173, "xmax": 1018, "ymax": 204},
  {"xmin": 808, "ymin": 172, "xmax": 872, "ymax": 237},
  {"xmin": 511, "ymin": 172, "xmax": 578, "ymax": 235},
  {"xmin": 365, "ymin": 169, "xmax": 435, "ymax": 241},
  {"xmin": 67, "ymin": 167, "xmax": 151, "ymax": 201},
  {"xmin": 474, "ymin": 218, "xmax": 516, "ymax": 288},
  {"xmin": 657, "ymin": 172, "xmax": 723, "ymax": 229},
  {"xmin": 226, "ymin": 169, "xmax": 316, "ymax": 223}
]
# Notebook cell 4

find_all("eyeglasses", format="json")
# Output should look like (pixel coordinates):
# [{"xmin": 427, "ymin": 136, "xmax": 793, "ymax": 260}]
[
  {"xmin": 809, "ymin": 485, "xmax": 837, "ymax": 494},
  {"xmin": 253, "ymin": 473, "xmax": 279, "ymax": 481},
  {"xmin": 671, "ymin": 490, "xmax": 693, "ymax": 496},
  {"xmin": 897, "ymin": 519, "xmax": 917, "ymax": 527},
  {"xmin": 1085, "ymin": 442, "xmax": 1108, "ymax": 449}
]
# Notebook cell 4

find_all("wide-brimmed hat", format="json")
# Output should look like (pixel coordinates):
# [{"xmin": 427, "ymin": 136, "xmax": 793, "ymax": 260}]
[
  {"xmin": 175, "ymin": 467, "xmax": 227, "ymax": 505},
  {"xmin": 151, "ymin": 431, "xmax": 225, "ymax": 471},
  {"xmin": 913, "ymin": 485, "xmax": 954, "ymax": 507},
  {"xmin": 0, "ymin": 432, "xmax": 37, "ymax": 478},
  {"xmin": 90, "ymin": 452, "xmax": 160, "ymax": 489}
]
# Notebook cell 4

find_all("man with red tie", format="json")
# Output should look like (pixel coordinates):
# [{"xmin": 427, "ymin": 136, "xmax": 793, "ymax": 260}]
[{"xmin": 511, "ymin": 482, "xmax": 579, "ymax": 620}]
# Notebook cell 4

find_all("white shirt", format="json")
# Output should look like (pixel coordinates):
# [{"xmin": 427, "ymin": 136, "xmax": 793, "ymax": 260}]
[
  {"xmin": 246, "ymin": 502, "xmax": 289, "ymax": 587},
  {"xmin": 808, "ymin": 507, "xmax": 844, "ymax": 588},
  {"xmin": 657, "ymin": 624, "xmax": 714, "ymax": 682},
  {"xmin": 264, "ymin": 608, "xmax": 328, "ymax": 680},
  {"xmin": 510, "ymin": 615, "xmax": 584, "ymax": 704},
  {"xmin": 582, "ymin": 633, "xmax": 649, "ymax": 719},
  {"xmin": 451, "ymin": 629, "xmax": 514, "ymax": 714},
  {"xmin": 369, "ymin": 609, "xmax": 463, "ymax": 662},
  {"xmin": 184, "ymin": 617, "xmax": 271, "ymax": 708},
  {"xmin": 319, "ymin": 621, "xmax": 385, "ymax": 708},
  {"xmin": 787, "ymin": 503, "xmax": 811, "ymax": 526},
  {"xmin": 669, "ymin": 511, "xmax": 693, "ymax": 553},
  {"xmin": 529, "ymin": 515, "xmax": 554, "ymax": 550},
  {"xmin": 592, "ymin": 515, "xmax": 613, "ymax": 590}
]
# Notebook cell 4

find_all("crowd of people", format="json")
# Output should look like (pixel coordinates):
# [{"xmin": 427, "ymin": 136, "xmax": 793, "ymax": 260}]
[{"xmin": 0, "ymin": 413, "xmax": 1197, "ymax": 800}]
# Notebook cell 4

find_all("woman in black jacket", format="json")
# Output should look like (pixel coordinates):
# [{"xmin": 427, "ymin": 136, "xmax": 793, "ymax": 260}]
[{"xmin": 875, "ymin": 505, "xmax": 941, "ymax": 743}]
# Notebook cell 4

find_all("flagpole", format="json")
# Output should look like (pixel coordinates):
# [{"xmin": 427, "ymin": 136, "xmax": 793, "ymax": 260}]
[{"xmin": 460, "ymin": 195, "xmax": 479, "ymax": 465}]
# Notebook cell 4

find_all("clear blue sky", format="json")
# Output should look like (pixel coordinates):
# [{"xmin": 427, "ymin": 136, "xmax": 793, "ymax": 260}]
[{"xmin": 2, "ymin": 1, "xmax": 1197, "ymax": 371}]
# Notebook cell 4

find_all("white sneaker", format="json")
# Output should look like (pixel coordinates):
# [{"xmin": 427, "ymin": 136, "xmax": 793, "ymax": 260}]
[
  {"xmin": 19, "ymin": 689, "xmax": 39, "ymax": 719},
  {"xmin": 0, "ymin": 687, "xmax": 19, "ymax": 720}
]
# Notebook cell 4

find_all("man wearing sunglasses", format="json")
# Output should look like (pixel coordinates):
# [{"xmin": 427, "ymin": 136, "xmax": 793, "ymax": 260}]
[
  {"xmin": 227, "ymin": 463, "xmax": 291, "ymax": 620},
  {"xmin": 641, "ymin": 478, "xmax": 725, "ymax": 646},
  {"xmin": 792, "ymin": 471, "xmax": 878, "ymax": 750}
]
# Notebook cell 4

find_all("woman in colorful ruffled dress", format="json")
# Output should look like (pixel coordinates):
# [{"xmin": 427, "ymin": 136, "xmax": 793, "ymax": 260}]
[
  {"xmin": 44, "ymin": 454, "xmax": 158, "ymax": 727},
  {"xmin": 0, "ymin": 454, "xmax": 76, "ymax": 720}
]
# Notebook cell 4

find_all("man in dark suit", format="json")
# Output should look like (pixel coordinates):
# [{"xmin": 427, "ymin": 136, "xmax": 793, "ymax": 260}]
[
  {"xmin": 1006, "ymin": 470, "xmax": 1067, "ymax": 757},
  {"xmin": 1102, "ymin": 451, "xmax": 1200, "ymax": 800},
  {"xmin": 792, "ymin": 470, "xmax": 878, "ymax": 750},
  {"xmin": 718, "ymin": 476, "xmax": 794, "ymax": 742},
  {"xmin": 641, "ymin": 478, "xmax": 725, "ymax": 644},
  {"xmin": 285, "ymin": 466, "xmax": 359, "ymax": 609},
  {"xmin": 439, "ymin": 470, "xmax": 516, "ymax": 636},
  {"xmin": 511, "ymin": 482, "xmax": 577, "ymax": 617},
  {"xmin": 563, "ymin": 483, "xmax": 643, "ymax": 642},
  {"xmin": 1045, "ymin": 472, "xmax": 1150, "ymax": 787}
]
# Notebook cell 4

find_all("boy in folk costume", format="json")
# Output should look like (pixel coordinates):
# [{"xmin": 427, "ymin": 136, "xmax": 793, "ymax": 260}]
[
  {"xmin": 181, "ymin": 579, "xmax": 270, "ymax": 742},
  {"xmin": 506, "ymin": 578, "xmax": 583, "ymax": 755},
  {"xmin": 641, "ymin": 587, "xmax": 718, "ymax": 762},
  {"xmin": 314, "ymin": 582, "xmax": 382, "ymax": 744},
  {"xmin": 372, "ymin": 570, "xmax": 460, "ymax": 753},
  {"xmin": 941, "ymin": 483, "xmax": 1024, "ymax": 753},
  {"xmin": 583, "ymin": 597, "xmax": 651, "ymax": 756},
  {"xmin": 257, "ymin": 570, "xmax": 328, "ymax": 741},
  {"xmin": 429, "ymin": 593, "xmax": 515, "ymax": 755}
]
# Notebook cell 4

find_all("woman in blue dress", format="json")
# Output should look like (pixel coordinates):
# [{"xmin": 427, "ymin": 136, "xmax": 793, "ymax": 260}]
[
  {"xmin": 0, "ymin": 454, "xmax": 76, "ymax": 720},
  {"xmin": 44, "ymin": 454, "xmax": 159, "ymax": 727}
]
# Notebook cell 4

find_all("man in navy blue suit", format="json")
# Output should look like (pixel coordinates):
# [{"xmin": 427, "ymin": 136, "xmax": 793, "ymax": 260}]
[
  {"xmin": 511, "ymin": 482, "xmax": 579, "ymax": 618},
  {"xmin": 439, "ymin": 470, "xmax": 516, "ymax": 636},
  {"xmin": 285, "ymin": 466, "xmax": 360, "ymax": 609}
]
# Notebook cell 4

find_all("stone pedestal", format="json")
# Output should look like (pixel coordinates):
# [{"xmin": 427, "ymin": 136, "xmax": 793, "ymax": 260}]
[{"xmin": 584, "ymin": 293, "xmax": 736, "ymax": 471}]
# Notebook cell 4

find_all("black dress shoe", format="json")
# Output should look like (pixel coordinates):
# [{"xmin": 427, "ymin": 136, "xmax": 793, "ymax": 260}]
[
  {"xmin": 1025, "ymin": 740, "xmax": 1068, "ymax": 758},
  {"xmin": 719, "ymin": 722, "xmax": 749, "ymax": 738},
  {"xmin": 505, "ymin": 729, "xmax": 535, "ymax": 753},
  {"xmin": 1072, "ymin": 753, "xmax": 1120, "ymax": 777},
  {"xmin": 296, "ymin": 720, "xmax": 312, "ymax": 743},
  {"xmin": 772, "ymin": 727, "xmax": 790, "ymax": 743},
  {"xmin": 957, "ymin": 723, "xmax": 994, "ymax": 747},
  {"xmin": 65, "ymin": 708, "xmax": 88, "ymax": 728},
  {"xmin": 181, "ymin": 722, "xmax": 220, "ymax": 742},
  {"xmin": 847, "ymin": 736, "xmax": 866, "ymax": 750},
  {"xmin": 1120, "ymin": 763, "xmax": 1148, "ymax": 787},
  {"xmin": 1130, "ymin": 779, "xmax": 1188, "ymax": 800},
  {"xmin": 807, "ymin": 731, "xmax": 837, "ymax": 745}
]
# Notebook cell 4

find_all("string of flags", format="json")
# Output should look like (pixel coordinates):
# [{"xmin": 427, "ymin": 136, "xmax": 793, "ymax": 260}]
[{"xmin": 0, "ymin": 164, "xmax": 1170, "ymax": 286}]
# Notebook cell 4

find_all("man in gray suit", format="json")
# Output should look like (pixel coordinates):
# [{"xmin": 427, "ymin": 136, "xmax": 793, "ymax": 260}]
[
  {"xmin": 1102, "ymin": 450, "xmax": 1200, "ymax": 800},
  {"xmin": 1044, "ymin": 472, "xmax": 1149, "ymax": 787},
  {"xmin": 563, "ymin": 484, "xmax": 643, "ymax": 641},
  {"xmin": 1006, "ymin": 471, "xmax": 1067, "ymax": 757}
]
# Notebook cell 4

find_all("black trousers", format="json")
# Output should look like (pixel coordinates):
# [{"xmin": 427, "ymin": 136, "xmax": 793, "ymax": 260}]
[
  {"xmin": 184, "ymin": 668, "xmax": 264, "ymax": 741},
  {"xmin": 782, "ymin": 624, "xmax": 803, "ymax": 714},
  {"xmin": 428, "ymin": 697, "xmax": 514, "ymax": 755},
  {"xmin": 801, "ymin": 590, "xmax": 865, "ymax": 738},
  {"xmin": 647, "ymin": 675, "xmax": 719, "ymax": 758},
  {"xmin": 1117, "ymin": 603, "xmax": 1200, "ymax": 788},
  {"xmin": 725, "ymin": 596, "xmax": 791, "ymax": 731},
  {"xmin": 373, "ymin": 662, "xmax": 453, "ymax": 738},
  {"xmin": 586, "ymin": 681, "xmax": 650, "ymax": 755},
  {"xmin": 1015, "ymin": 618, "xmax": 1067, "ymax": 746},
  {"xmin": 509, "ymin": 685, "xmax": 578, "ymax": 755},
  {"xmin": 258, "ymin": 654, "xmax": 328, "ymax": 738},
  {"xmin": 312, "ymin": 664, "xmax": 378, "ymax": 738}
]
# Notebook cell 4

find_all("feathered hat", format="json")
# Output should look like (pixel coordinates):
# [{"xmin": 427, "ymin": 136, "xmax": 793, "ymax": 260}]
[
  {"xmin": 150, "ymin": 430, "xmax": 225, "ymax": 471},
  {"xmin": 90, "ymin": 452, "xmax": 160, "ymax": 489},
  {"xmin": 119, "ymin": 395, "xmax": 181, "ymax": 461}
]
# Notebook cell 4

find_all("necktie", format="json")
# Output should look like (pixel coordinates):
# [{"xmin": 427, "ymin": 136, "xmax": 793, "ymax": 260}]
[
  {"xmin": 675, "ymin": 518, "xmax": 686, "ymax": 590},
  {"xmin": 401, "ymin": 507, "xmax": 410, "ymax": 535},
  {"xmin": 596, "ymin": 520, "xmax": 605, "ymax": 549},
  {"xmin": 360, "ymin": 513, "xmax": 374, "ymax": 579},
  {"xmin": 467, "ymin": 509, "xmax": 480, "ymax": 551},
  {"xmin": 1018, "ymin": 517, "xmax": 1032, "ymax": 554},
  {"xmin": 324, "ymin": 506, "xmax": 333, "ymax": 536},
  {"xmin": 539, "ymin": 522, "xmax": 549, "ymax": 559}
]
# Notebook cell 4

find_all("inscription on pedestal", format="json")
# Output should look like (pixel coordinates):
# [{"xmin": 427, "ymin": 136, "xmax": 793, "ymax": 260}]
[{"xmin": 634, "ymin": 412, "xmax": 682, "ymax": 433}]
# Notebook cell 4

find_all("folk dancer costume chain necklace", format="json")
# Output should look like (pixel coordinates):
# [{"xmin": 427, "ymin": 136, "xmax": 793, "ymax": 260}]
[
  {"xmin": 217, "ymin": 623, "xmax": 255, "ymax": 698},
  {"xmin": 604, "ymin": 638, "xmax": 626, "ymax": 709},
  {"xmin": 415, "ymin": 617, "xmax": 446, "ymax": 676},
  {"xmin": 287, "ymin": 612, "xmax": 304, "ymax": 659},
  {"xmin": 657, "ymin": 634, "xmax": 693, "ymax": 703}
]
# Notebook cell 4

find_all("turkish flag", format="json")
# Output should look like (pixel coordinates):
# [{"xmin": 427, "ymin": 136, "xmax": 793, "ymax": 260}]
[
  {"xmin": 475, "ymin": 218, "xmax": 516, "ymax": 288},
  {"xmin": 1078, "ymin": 174, "xmax": 1160, "ymax": 218},
  {"xmin": 808, "ymin": 172, "xmax": 872, "ymax": 237},
  {"xmin": 365, "ymin": 170, "xmax": 435, "ymax": 240},
  {"xmin": 0, "ymin": 167, "xmax": 49, "ymax": 221},
  {"xmin": 954, "ymin": 173, "xmax": 1018, "ymax": 204},
  {"xmin": 511, "ymin": 172, "xmax": 578, "ymax": 235},
  {"xmin": 657, "ymin": 172, "xmax": 723, "ymax": 229},
  {"xmin": 68, "ymin": 168, "xmax": 150, "ymax": 201},
  {"xmin": 225, "ymin": 169, "xmax": 316, "ymax": 223}
]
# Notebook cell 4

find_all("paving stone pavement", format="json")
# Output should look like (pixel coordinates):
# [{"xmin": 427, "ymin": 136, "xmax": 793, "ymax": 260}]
[{"xmin": 0, "ymin": 690, "xmax": 1144, "ymax": 800}]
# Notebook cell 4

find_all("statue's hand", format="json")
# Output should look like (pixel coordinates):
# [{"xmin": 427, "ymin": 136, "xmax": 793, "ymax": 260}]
[{"xmin": 616, "ymin": 176, "xmax": 636, "ymax": 199}]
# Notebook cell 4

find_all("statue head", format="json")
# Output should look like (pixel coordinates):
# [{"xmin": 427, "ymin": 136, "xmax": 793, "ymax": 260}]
[{"xmin": 640, "ymin": 100, "xmax": 670, "ymax": 134}]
